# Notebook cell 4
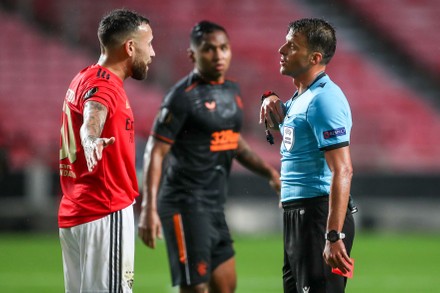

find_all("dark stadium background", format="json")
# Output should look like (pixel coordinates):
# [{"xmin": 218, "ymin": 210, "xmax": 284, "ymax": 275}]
[
  {"xmin": 0, "ymin": 0, "xmax": 439, "ymax": 237},
  {"xmin": 1, "ymin": 1, "xmax": 440, "ymax": 292}
]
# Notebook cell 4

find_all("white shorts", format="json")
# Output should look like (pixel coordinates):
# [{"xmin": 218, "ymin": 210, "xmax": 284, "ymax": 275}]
[{"xmin": 59, "ymin": 205, "xmax": 135, "ymax": 293}]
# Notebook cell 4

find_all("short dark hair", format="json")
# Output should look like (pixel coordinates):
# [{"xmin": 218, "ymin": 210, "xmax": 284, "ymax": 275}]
[
  {"xmin": 288, "ymin": 18, "xmax": 336, "ymax": 64},
  {"xmin": 98, "ymin": 9, "xmax": 150, "ymax": 48},
  {"xmin": 190, "ymin": 20, "xmax": 228, "ymax": 47}
]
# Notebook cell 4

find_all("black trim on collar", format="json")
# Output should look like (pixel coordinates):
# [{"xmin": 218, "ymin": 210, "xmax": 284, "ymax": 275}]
[{"xmin": 308, "ymin": 72, "xmax": 327, "ymax": 89}]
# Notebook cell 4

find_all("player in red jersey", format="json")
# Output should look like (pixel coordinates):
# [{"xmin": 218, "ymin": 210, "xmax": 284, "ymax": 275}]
[
  {"xmin": 138, "ymin": 21, "xmax": 280, "ymax": 293},
  {"xmin": 58, "ymin": 9, "xmax": 155, "ymax": 292}
]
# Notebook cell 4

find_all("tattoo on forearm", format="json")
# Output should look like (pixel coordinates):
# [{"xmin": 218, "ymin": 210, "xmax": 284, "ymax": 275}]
[{"xmin": 81, "ymin": 101, "xmax": 108, "ymax": 145}]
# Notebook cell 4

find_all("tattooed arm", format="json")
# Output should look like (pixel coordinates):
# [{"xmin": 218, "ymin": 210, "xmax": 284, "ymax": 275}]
[
  {"xmin": 80, "ymin": 100, "xmax": 115, "ymax": 172},
  {"xmin": 235, "ymin": 136, "xmax": 281, "ymax": 194}
]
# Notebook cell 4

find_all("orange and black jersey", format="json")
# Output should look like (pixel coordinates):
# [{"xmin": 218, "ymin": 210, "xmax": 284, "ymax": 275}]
[{"xmin": 152, "ymin": 72, "xmax": 243, "ymax": 209}]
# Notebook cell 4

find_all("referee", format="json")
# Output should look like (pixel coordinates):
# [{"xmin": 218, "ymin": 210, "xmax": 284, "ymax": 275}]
[{"xmin": 260, "ymin": 18, "xmax": 355, "ymax": 292}]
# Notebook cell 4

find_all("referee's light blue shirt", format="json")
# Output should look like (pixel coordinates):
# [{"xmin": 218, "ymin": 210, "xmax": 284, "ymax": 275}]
[{"xmin": 279, "ymin": 74, "xmax": 352, "ymax": 202}]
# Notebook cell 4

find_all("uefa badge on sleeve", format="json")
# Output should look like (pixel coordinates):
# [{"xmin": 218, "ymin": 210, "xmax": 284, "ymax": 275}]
[{"xmin": 283, "ymin": 126, "xmax": 294, "ymax": 151}]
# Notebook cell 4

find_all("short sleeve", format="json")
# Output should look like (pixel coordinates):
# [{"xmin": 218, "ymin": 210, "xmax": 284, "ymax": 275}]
[
  {"xmin": 151, "ymin": 89, "xmax": 189, "ymax": 144},
  {"xmin": 81, "ymin": 81, "xmax": 118, "ymax": 117},
  {"xmin": 307, "ymin": 92, "xmax": 352, "ymax": 151}
]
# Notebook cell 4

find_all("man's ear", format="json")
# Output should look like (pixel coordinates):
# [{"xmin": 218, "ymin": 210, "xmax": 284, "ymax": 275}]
[
  {"xmin": 125, "ymin": 40, "xmax": 135, "ymax": 57},
  {"xmin": 310, "ymin": 52, "xmax": 323, "ymax": 65},
  {"xmin": 187, "ymin": 48, "xmax": 195, "ymax": 63}
]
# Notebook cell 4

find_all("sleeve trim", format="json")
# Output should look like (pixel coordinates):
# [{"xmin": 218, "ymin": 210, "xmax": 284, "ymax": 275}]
[
  {"xmin": 151, "ymin": 132, "xmax": 174, "ymax": 145},
  {"xmin": 320, "ymin": 141, "xmax": 349, "ymax": 151}
]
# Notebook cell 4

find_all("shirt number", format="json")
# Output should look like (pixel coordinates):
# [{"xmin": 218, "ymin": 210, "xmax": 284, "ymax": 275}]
[{"xmin": 59, "ymin": 102, "xmax": 77, "ymax": 163}]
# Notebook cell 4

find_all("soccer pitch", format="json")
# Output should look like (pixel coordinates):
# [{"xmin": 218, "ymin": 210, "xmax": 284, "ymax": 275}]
[{"xmin": 0, "ymin": 232, "xmax": 439, "ymax": 292}]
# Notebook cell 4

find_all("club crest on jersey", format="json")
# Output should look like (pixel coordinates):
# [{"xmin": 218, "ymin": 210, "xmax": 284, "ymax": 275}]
[
  {"xmin": 283, "ymin": 126, "xmax": 294, "ymax": 151},
  {"xmin": 204, "ymin": 101, "xmax": 216, "ymax": 111}
]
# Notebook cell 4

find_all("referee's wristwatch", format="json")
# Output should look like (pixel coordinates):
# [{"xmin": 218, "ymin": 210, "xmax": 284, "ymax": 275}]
[{"xmin": 325, "ymin": 230, "xmax": 345, "ymax": 243}]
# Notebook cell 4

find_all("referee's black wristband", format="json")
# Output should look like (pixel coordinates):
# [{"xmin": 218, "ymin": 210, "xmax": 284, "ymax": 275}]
[{"xmin": 260, "ymin": 91, "xmax": 278, "ymax": 104}]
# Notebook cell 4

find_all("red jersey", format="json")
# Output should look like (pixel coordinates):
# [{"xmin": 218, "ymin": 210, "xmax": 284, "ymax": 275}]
[{"xmin": 58, "ymin": 64, "xmax": 138, "ymax": 228}]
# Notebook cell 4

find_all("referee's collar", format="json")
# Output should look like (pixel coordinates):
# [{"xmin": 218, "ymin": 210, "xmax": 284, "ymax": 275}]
[
  {"xmin": 308, "ymin": 71, "xmax": 327, "ymax": 90},
  {"xmin": 292, "ymin": 72, "xmax": 327, "ymax": 99}
]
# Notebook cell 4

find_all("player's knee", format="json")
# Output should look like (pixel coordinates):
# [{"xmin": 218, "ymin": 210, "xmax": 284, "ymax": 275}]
[
  {"xmin": 227, "ymin": 281, "xmax": 237, "ymax": 293},
  {"xmin": 209, "ymin": 279, "xmax": 236, "ymax": 293}
]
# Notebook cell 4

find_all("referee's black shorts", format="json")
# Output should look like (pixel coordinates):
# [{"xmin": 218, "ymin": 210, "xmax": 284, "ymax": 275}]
[
  {"xmin": 282, "ymin": 195, "xmax": 355, "ymax": 293},
  {"xmin": 159, "ymin": 203, "xmax": 235, "ymax": 287}
]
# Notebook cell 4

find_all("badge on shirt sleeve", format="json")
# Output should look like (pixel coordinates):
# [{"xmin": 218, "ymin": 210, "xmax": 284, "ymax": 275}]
[
  {"xmin": 283, "ymin": 126, "xmax": 295, "ymax": 151},
  {"xmin": 323, "ymin": 127, "xmax": 346, "ymax": 139},
  {"xmin": 158, "ymin": 107, "xmax": 172, "ymax": 124},
  {"xmin": 83, "ymin": 87, "xmax": 98, "ymax": 100}
]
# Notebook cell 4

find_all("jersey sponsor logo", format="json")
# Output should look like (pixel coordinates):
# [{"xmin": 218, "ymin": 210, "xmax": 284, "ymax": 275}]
[
  {"xmin": 283, "ymin": 126, "xmax": 294, "ymax": 152},
  {"xmin": 204, "ymin": 101, "xmax": 216, "ymax": 111},
  {"xmin": 323, "ymin": 127, "xmax": 346, "ymax": 139},
  {"xmin": 210, "ymin": 130, "xmax": 239, "ymax": 152},
  {"xmin": 125, "ymin": 118, "xmax": 134, "ymax": 131},
  {"xmin": 126, "ymin": 118, "xmax": 134, "ymax": 143}
]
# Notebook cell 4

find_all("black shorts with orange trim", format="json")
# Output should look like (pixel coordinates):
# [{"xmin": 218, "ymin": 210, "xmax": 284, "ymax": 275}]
[{"xmin": 160, "ymin": 206, "xmax": 235, "ymax": 287}]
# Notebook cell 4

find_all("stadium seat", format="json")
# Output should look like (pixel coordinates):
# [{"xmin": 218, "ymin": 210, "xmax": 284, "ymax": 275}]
[{"xmin": 1, "ymin": 0, "xmax": 440, "ymax": 172}]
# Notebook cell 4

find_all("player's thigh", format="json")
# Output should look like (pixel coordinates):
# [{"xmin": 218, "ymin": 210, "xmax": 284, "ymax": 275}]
[
  {"xmin": 302, "ymin": 202, "xmax": 347, "ymax": 292},
  {"xmin": 210, "ymin": 210, "xmax": 234, "ymax": 269},
  {"xmin": 80, "ymin": 206, "xmax": 135, "ymax": 292},
  {"xmin": 209, "ymin": 257, "xmax": 236, "ymax": 293},
  {"xmin": 161, "ymin": 210, "xmax": 213, "ymax": 287},
  {"xmin": 59, "ymin": 227, "xmax": 81, "ymax": 293},
  {"xmin": 283, "ymin": 200, "xmax": 327, "ymax": 292}
]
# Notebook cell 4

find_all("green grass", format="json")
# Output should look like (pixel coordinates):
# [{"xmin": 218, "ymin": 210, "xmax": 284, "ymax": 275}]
[
  {"xmin": 0, "ymin": 232, "xmax": 440, "ymax": 292},
  {"xmin": 346, "ymin": 233, "xmax": 440, "ymax": 293}
]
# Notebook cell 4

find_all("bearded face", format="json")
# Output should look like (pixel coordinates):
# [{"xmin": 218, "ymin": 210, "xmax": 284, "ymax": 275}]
[
  {"xmin": 131, "ymin": 57, "xmax": 148, "ymax": 80},
  {"xmin": 130, "ymin": 22, "xmax": 155, "ymax": 81}
]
